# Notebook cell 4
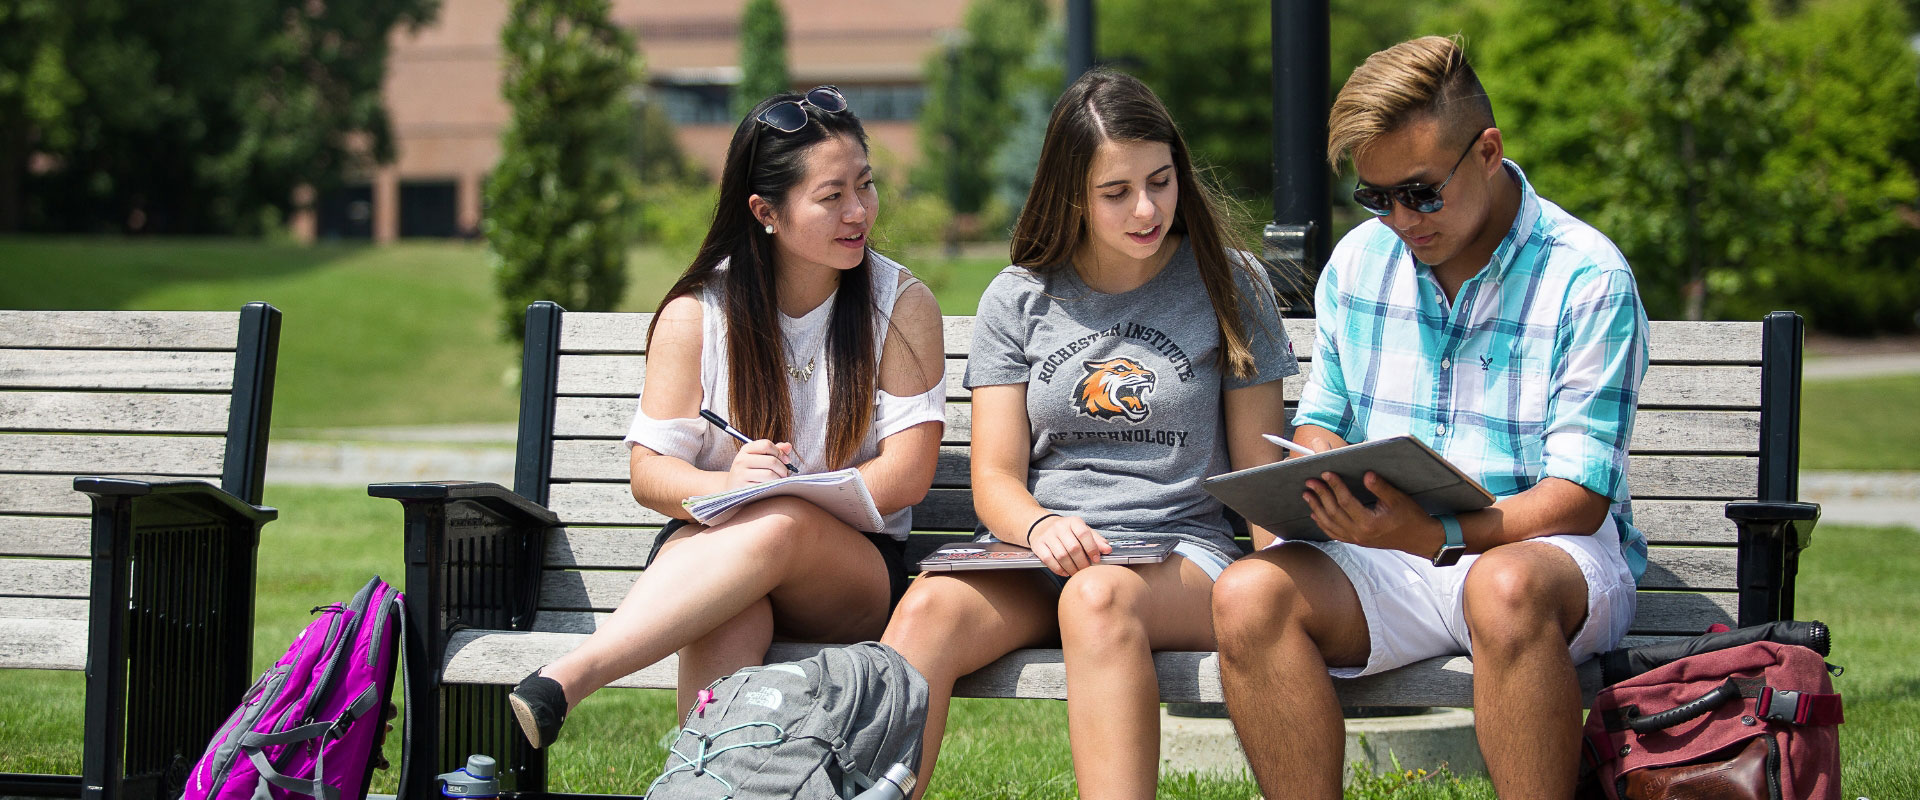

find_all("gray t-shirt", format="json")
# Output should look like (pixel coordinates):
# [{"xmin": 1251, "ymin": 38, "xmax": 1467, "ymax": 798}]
[{"xmin": 964, "ymin": 239, "xmax": 1299, "ymax": 560}]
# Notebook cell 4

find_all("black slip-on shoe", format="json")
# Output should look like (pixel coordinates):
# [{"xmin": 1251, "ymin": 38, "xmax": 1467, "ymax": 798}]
[{"xmin": 508, "ymin": 669, "xmax": 568, "ymax": 749}]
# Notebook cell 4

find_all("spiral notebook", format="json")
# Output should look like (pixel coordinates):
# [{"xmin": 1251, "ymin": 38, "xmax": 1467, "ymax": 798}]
[{"xmin": 682, "ymin": 468, "xmax": 885, "ymax": 532}]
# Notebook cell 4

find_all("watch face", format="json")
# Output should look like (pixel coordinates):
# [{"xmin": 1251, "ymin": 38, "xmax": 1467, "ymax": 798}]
[{"xmin": 1432, "ymin": 545, "xmax": 1466, "ymax": 568}]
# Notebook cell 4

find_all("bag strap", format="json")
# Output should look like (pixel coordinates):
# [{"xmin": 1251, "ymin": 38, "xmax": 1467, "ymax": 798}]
[
  {"xmin": 243, "ymin": 739, "xmax": 340, "ymax": 800},
  {"xmin": 1754, "ymin": 683, "xmax": 1844, "ymax": 726},
  {"xmin": 394, "ymin": 592, "xmax": 417, "ymax": 800},
  {"xmin": 1602, "ymin": 677, "xmax": 1843, "ymax": 735}
]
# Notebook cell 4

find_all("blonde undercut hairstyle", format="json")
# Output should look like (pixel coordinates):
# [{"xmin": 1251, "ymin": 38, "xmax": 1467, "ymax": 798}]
[{"xmin": 1327, "ymin": 35, "xmax": 1495, "ymax": 170}]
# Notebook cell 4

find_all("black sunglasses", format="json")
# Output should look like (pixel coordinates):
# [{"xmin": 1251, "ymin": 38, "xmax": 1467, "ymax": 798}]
[
  {"xmin": 755, "ymin": 86, "xmax": 849, "ymax": 133},
  {"xmin": 1351, "ymin": 129, "xmax": 1488, "ymax": 216}
]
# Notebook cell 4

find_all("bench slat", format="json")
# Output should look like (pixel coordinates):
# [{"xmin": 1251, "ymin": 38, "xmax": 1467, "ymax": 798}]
[
  {"xmin": 548, "ymin": 443, "xmax": 1756, "ymax": 499},
  {"xmin": 554, "ymin": 396, "xmax": 977, "ymax": 445},
  {"xmin": 544, "ymin": 483, "xmax": 981, "ymax": 531},
  {"xmin": 559, "ymin": 315, "xmax": 1762, "ymax": 365},
  {"xmin": 0, "ymin": 475, "xmax": 94, "ymax": 515},
  {"xmin": 0, "ymin": 558, "xmax": 90, "ymax": 599},
  {"xmin": 0, "ymin": 433, "xmax": 225, "ymax": 476},
  {"xmin": 556, "ymin": 399, "xmax": 1758, "ymax": 455},
  {"xmin": 906, "ymin": 495, "xmax": 1741, "ymax": 545},
  {"xmin": 0, "ymin": 597, "xmax": 88, "ymax": 621},
  {"xmin": 565, "ymin": 357, "xmax": 1756, "ymax": 411},
  {"xmin": 525, "ymin": 590, "xmax": 1733, "ymax": 640},
  {"xmin": 546, "ymin": 483, "xmax": 670, "ymax": 526},
  {"xmin": 544, "ymin": 480, "xmax": 1749, "ymax": 538},
  {"xmin": 555, "ymin": 354, "xmax": 1758, "ymax": 410},
  {"xmin": 0, "ymin": 516, "xmax": 90, "ymax": 557},
  {"xmin": 0, "ymin": 310, "xmax": 241, "ymax": 351},
  {"xmin": 440, "ymin": 629, "xmax": 1610, "ymax": 707},
  {"xmin": 0, "ymin": 391, "xmax": 232, "ymax": 434},
  {"xmin": 542, "ymin": 500, "xmax": 1742, "ymax": 568},
  {"xmin": 536, "ymin": 545, "xmax": 1735, "ymax": 618},
  {"xmin": 0, "ymin": 618, "xmax": 88, "ymax": 670},
  {"xmin": 1630, "ymin": 410, "xmax": 1757, "ymax": 453},
  {"xmin": 943, "ymin": 318, "xmax": 1763, "ymax": 365},
  {"xmin": 0, "ymin": 349, "xmax": 236, "ymax": 391}
]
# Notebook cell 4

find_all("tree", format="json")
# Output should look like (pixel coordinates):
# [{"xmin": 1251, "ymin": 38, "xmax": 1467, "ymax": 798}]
[
  {"xmin": 1739, "ymin": 0, "xmax": 1920, "ymax": 332},
  {"xmin": 4, "ymin": 0, "xmax": 437, "ymax": 234},
  {"xmin": 1099, "ymin": 0, "xmax": 1271, "ymax": 198},
  {"xmin": 487, "ymin": 0, "xmax": 639, "ymax": 341},
  {"xmin": 990, "ymin": 23, "xmax": 1065, "ymax": 221},
  {"xmin": 0, "ymin": 0, "xmax": 82, "ymax": 231},
  {"xmin": 916, "ymin": 0, "xmax": 1050, "ymax": 217},
  {"xmin": 733, "ymin": 0, "xmax": 790, "ymax": 117},
  {"xmin": 1426, "ymin": 0, "xmax": 1920, "ymax": 330}
]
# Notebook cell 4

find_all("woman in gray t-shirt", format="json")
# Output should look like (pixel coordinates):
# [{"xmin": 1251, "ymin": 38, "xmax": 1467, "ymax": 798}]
[{"xmin": 881, "ymin": 70, "xmax": 1298, "ymax": 798}]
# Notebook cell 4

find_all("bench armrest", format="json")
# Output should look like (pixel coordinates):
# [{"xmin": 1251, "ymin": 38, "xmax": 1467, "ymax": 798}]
[
  {"xmin": 1725, "ymin": 501, "xmax": 1821, "ymax": 626},
  {"xmin": 74, "ymin": 476, "xmax": 278, "ymax": 526},
  {"xmin": 372, "ymin": 479, "xmax": 554, "ymax": 636},
  {"xmin": 368, "ymin": 480, "xmax": 560, "ymax": 527}
]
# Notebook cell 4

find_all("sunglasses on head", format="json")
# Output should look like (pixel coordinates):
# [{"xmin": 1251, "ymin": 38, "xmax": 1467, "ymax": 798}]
[
  {"xmin": 1351, "ymin": 129, "xmax": 1488, "ymax": 216},
  {"xmin": 754, "ymin": 86, "xmax": 849, "ymax": 133}
]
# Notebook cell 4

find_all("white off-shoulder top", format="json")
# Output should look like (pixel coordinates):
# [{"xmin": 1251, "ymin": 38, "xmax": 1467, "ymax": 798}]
[{"xmin": 622, "ymin": 252, "xmax": 945, "ymax": 539}]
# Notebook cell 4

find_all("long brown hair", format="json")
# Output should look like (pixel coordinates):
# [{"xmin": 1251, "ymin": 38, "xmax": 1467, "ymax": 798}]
[
  {"xmin": 1011, "ymin": 69, "xmax": 1279, "ymax": 379},
  {"xmin": 648, "ymin": 93, "xmax": 877, "ymax": 470}
]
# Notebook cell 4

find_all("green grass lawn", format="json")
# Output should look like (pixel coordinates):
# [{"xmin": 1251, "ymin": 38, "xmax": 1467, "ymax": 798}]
[
  {"xmin": 0, "ymin": 237, "xmax": 1005, "ymax": 435},
  {"xmin": 2, "ymin": 484, "xmax": 1911, "ymax": 797},
  {"xmin": 1800, "ymin": 374, "xmax": 1920, "ymax": 471}
]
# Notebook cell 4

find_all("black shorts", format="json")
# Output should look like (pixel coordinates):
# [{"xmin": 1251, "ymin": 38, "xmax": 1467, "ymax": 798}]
[{"xmin": 646, "ymin": 518, "xmax": 910, "ymax": 611}]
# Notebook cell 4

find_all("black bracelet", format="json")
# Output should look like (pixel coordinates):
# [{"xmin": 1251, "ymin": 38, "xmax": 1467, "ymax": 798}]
[{"xmin": 1025, "ymin": 512, "xmax": 1061, "ymax": 543}]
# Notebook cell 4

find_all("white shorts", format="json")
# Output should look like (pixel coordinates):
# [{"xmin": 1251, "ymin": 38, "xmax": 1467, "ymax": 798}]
[{"xmin": 1299, "ymin": 516, "xmax": 1637, "ymax": 678}]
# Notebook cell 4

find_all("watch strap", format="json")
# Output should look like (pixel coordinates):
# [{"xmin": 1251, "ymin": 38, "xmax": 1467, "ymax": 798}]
[{"xmin": 1432, "ymin": 514, "xmax": 1465, "ymax": 566}]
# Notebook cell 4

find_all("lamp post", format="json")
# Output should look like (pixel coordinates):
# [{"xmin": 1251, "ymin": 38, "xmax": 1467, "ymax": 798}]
[
  {"xmin": 1265, "ymin": 0, "xmax": 1330, "ymax": 315},
  {"xmin": 1067, "ymin": 0, "xmax": 1095, "ymax": 86}
]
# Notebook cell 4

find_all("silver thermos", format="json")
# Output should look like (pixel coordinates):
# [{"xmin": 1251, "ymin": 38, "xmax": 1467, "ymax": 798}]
[
  {"xmin": 850, "ymin": 762, "xmax": 917, "ymax": 800},
  {"xmin": 437, "ymin": 754, "xmax": 500, "ymax": 798}
]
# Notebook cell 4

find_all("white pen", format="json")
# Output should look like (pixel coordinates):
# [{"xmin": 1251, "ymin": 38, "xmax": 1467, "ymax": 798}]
[{"xmin": 1262, "ymin": 433, "xmax": 1319, "ymax": 458}]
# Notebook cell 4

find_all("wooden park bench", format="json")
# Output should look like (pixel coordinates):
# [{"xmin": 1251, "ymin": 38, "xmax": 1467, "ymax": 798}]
[
  {"xmin": 0, "ymin": 304, "xmax": 281, "ymax": 800},
  {"xmin": 376, "ymin": 301, "xmax": 1819, "ymax": 798}
]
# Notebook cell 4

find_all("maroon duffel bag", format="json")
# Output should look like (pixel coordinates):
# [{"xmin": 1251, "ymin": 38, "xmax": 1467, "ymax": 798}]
[{"xmin": 1580, "ymin": 639, "xmax": 1843, "ymax": 800}]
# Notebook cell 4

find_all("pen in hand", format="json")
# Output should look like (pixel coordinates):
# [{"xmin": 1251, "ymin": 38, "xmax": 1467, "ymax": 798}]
[
  {"xmin": 1262, "ymin": 433, "xmax": 1319, "ymax": 458},
  {"xmin": 700, "ymin": 409, "xmax": 800, "ymax": 475}
]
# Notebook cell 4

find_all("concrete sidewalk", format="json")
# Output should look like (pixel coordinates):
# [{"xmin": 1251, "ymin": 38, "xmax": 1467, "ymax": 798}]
[{"xmin": 1804, "ymin": 351, "xmax": 1920, "ymax": 381}]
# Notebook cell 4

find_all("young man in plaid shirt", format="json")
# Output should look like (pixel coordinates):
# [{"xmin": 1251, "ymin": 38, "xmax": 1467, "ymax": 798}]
[{"xmin": 1213, "ymin": 36, "xmax": 1650, "ymax": 800}]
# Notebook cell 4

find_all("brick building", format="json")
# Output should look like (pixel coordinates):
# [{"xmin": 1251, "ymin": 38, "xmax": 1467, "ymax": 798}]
[{"xmin": 296, "ymin": 0, "xmax": 968, "ymax": 242}]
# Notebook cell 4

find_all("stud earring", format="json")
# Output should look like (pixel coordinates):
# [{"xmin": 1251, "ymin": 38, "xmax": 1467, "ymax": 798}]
[{"xmin": 764, "ymin": 224, "xmax": 775, "ymax": 234}]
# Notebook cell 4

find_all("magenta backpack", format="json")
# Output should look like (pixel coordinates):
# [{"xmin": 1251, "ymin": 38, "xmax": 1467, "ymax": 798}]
[{"xmin": 182, "ymin": 577, "xmax": 410, "ymax": 800}]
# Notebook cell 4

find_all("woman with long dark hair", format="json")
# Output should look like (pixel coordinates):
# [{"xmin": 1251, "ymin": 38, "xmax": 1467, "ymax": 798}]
[
  {"xmin": 880, "ymin": 70, "xmax": 1298, "ymax": 798},
  {"xmin": 508, "ymin": 88, "xmax": 945, "ymax": 749}
]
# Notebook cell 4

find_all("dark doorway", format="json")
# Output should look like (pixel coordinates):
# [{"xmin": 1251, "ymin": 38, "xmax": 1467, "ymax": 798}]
[
  {"xmin": 316, "ymin": 184, "xmax": 374, "ymax": 240},
  {"xmin": 400, "ymin": 181, "xmax": 459, "ymax": 238}
]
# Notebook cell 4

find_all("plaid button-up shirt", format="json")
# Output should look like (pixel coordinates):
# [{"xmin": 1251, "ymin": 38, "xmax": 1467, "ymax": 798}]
[{"xmin": 1293, "ymin": 160, "xmax": 1651, "ymax": 580}]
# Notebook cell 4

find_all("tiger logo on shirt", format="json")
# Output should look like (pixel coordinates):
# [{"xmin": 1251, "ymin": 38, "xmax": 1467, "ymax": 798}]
[{"xmin": 1074, "ymin": 357, "xmax": 1156, "ymax": 423}]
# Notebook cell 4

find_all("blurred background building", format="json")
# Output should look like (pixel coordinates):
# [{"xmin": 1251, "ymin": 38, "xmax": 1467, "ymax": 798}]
[{"xmin": 298, "ymin": 0, "xmax": 968, "ymax": 243}]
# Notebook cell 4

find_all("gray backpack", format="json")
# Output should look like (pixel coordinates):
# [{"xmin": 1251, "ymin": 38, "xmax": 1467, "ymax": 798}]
[{"xmin": 644, "ymin": 642, "xmax": 928, "ymax": 800}]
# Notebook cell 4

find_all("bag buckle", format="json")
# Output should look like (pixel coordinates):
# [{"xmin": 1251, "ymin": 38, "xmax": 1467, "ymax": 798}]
[{"xmin": 1760, "ymin": 687, "xmax": 1805, "ymax": 724}]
